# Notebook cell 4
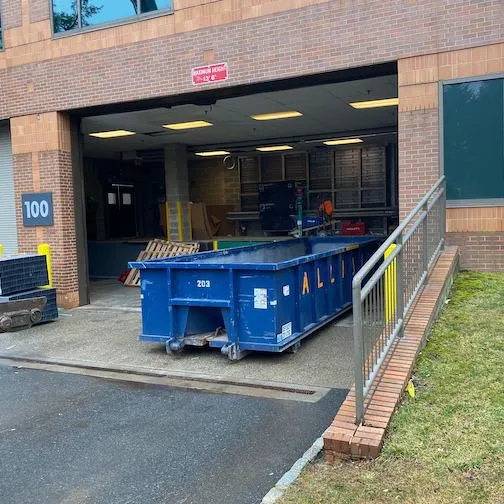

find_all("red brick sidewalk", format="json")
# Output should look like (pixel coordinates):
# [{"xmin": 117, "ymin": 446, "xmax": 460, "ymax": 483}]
[{"xmin": 324, "ymin": 246, "xmax": 459, "ymax": 461}]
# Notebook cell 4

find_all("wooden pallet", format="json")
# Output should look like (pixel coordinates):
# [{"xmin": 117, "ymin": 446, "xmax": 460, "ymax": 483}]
[{"xmin": 124, "ymin": 239, "xmax": 200, "ymax": 287}]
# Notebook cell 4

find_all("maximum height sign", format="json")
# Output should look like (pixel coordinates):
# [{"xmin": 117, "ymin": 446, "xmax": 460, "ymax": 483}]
[{"xmin": 22, "ymin": 192, "xmax": 54, "ymax": 227}]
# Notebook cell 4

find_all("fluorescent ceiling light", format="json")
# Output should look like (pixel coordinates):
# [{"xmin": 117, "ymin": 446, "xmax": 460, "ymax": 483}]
[
  {"xmin": 350, "ymin": 98, "xmax": 399, "ymax": 109},
  {"xmin": 89, "ymin": 130, "xmax": 136, "ymax": 138},
  {"xmin": 163, "ymin": 120, "xmax": 213, "ymax": 130},
  {"xmin": 323, "ymin": 138, "xmax": 363, "ymax": 146},
  {"xmin": 195, "ymin": 150, "xmax": 230, "ymax": 157},
  {"xmin": 251, "ymin": 111, "xmax": 303, "ymax": 121},
  {"xmin": 256, "ymin": 145, "xmax": 293, "ymax": 152}
]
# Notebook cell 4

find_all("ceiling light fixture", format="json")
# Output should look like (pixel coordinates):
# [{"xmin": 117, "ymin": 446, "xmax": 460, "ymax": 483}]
[
  {"xmin": 89, "ymin": 130, "xmax": 136, "ymax": 138},
  {"xmin": 195, "ymin": 150, "xmax": 230, "ymax": 157},
  {"xmin": 163, "ymin": 120, "xmax": 213, "ymax": 130},
  {"xmin": 251, "ymin": 111, "xmax": 303, "ymax": 121},
  {"xmin": 256, "ymin": 145, "xmax": 293, "ymax": 152},
  {"xmin": 323, "ymin": 138, "xmax": 363, "ymax": 146},
  {"xmin": 349, "ymin": 98, "xmax": 399, "ymax": 109}
]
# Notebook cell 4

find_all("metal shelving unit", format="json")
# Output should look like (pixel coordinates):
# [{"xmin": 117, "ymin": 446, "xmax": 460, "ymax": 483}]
[{"xmin": 238, "ymin": 153, "xmax": 308, "ymax": 212}]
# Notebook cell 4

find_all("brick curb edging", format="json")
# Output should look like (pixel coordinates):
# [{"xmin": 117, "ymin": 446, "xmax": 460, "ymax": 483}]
[{"xmin": 323, "ymin": 246, "xmax": 460, "ymax": 461}]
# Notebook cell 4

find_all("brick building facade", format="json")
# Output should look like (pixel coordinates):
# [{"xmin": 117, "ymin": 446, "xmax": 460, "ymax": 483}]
[{"xmin": 1, "ymin": 0, "xmax": 503, "ymax": 307}]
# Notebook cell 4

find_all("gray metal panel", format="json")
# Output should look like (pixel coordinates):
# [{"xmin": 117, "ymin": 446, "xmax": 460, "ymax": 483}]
[{"xmin": 0, "ymin": 122, "xmax": 18, "ymax": 254}]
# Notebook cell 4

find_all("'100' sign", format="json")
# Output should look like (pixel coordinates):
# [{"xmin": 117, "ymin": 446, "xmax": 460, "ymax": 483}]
[{"xmin": 21, "ymin": 192, "xmax": 54, "ymax": 227}]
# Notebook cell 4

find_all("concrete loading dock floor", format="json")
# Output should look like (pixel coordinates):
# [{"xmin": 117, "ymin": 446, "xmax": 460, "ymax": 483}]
[{"xmin": 0, "ymin": 281, "xmax": 356, "ymax": 394}]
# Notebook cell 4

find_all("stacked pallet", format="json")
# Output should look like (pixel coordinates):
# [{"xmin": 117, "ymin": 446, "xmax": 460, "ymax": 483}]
[
  {"xmin": 124, "ymin": 239, "xmax": 200, "ymax": 287},
  {"xmin": 0, "ymin": 254, "xmax": 58, "ymax": 324}
]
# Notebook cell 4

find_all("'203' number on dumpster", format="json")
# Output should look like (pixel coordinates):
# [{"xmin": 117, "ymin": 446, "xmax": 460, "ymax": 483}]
[{"xmin": 197, "ymin": 280, "xmax": 211, "ymax": 288}]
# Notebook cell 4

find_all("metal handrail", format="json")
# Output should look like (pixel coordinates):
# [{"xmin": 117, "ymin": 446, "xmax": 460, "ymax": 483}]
[{"xmin": 353, "ymin": 175, "xmax": 446, "ymax": 424}]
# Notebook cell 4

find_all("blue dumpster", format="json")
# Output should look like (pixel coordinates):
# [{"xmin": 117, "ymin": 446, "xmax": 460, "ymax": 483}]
[{"xmin": 130, "ymin": 237, "xmax": 378, "ymax": 360}]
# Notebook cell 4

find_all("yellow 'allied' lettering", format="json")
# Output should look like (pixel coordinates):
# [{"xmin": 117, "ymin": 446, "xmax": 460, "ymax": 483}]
[
  {"xmin": 317, "ymin": 268, "xmax": 323, "ymax": 288},
  {"xmin": 330, "ymin": 264, "xmax": 335, "ymax": 284},
  {"xmin": 341, "ymin": 258, "xmax": 345, "ymax": 279},
  {"xmin": 302, "ymin": 271, "xmax": 309, "ymax": 295}
]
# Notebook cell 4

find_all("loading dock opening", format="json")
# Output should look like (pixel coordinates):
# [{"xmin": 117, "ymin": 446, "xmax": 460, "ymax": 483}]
[{"xmin": 78, "ymin": 65, "xmax": 399, "ymax": 296}]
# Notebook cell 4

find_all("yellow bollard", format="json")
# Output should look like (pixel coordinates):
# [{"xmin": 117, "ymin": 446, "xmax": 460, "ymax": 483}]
[
  {"xmin": 0, "ymin": 244, "xmax": 3, "ymax": 256},
  {"xmin": 165, "ymin": 202, "xmax": 171, "ymax": 241},
  {"xmin": 188, "ymin": 202, "xmax": 193, "ymax": 241},
  {"xmin": 37, "ymin": 243, "xmax": 53, "ymax": 288},
  {"xmin": 384, "ymin": 244, "xmax": 397, "ymax": 325},
  {"xmin": 177, "ymin": 201, "xmax": 184, "ymax": 241}
]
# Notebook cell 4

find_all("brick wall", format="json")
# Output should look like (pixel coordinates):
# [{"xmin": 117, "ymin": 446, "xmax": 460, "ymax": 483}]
[
  {"xmin": 29, "ymin": 0, "xmax": 50, "ymax": 24},
  {"xmin": 189, "ymin": 159, "xmax": 239, "ymax": 208},
  {"xmin": 1, "ymin": 1, "xmax": 504, "ymax": 119},
  {"xmin": 10, "ymin": 112, "xmax": 80, "ymax": 309},
  {"xmin": 398, "ymin": 108, "xmax": 439, "ymax": 217},
  {"xmin": 446, "ymin": 208, "xmax": 504, "ymax": 271},
  {"xmin": 397, "ymin": 44, "xmax": 504, "ymax": 216},
  {"xmin": 446, "ymin": 233, "xmax": 504, "ymax": 271},
  {"xmin": 447, "ymin": 207, "xmax": 504, "ymax": 233},
  {"xmin": 2, "ymin": 0, "xmax": 23, "ymax": 29}
]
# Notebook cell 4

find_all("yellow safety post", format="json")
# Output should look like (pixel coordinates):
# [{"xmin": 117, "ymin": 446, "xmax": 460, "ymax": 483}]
[
  {"xmin": 177, "ymin": 201, "xmax": 184, "ymax": 241},
  {"xmin": 37, "ymin": 243, "xmax": 53, "ymax": 288},
  {"xmin": 165, "ymin": 202, "xmax": 171, "ymax": 241},
  {"xmin": 213, "ymin": 240, "xmax": 218, "ymax": 251},
  {"xmin": 187, "ymin": 202, "xmax": 193, "ymax": 241},
  {"xmin": 0, "ymin": 244, "xmax": 3, "ymax": 256},
  {"xmin": 384, "ymin": 243, "xmax": 397, "ymax": 324}
]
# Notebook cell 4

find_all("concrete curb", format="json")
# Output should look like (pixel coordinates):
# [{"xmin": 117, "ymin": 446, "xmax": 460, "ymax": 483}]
[{"xmin": 261, "ymin": 436, "xmax": 323, "ymax": 504}]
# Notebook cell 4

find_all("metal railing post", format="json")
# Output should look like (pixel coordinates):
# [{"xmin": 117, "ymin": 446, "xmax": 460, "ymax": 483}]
[
  {"xmin": 351, "ymin": 176, "xmax": 444, "ymax": 422},
  {"xmin": 353, "ymin": 280, "xmax": 364, "ymax": 425},
  {"xmin": 396, "ymin": 233, "xmax": 405, "ymax": 338},
  {"xmin": 422, "ymin": 202, "xmax": 429, "ymax": 281},
  {"xmin": 441, "ymin": 183, "xmax": 446, "ymax": 248}
]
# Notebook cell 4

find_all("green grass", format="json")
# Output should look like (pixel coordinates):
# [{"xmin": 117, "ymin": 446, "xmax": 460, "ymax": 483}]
[{"xmin": 281, "ymin": 272, "xmax": 504, "ymax": 504}]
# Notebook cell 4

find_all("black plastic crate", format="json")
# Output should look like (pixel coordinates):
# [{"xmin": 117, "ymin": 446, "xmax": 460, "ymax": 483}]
[
  {"xmin": 0, "ymin": 287, "xmax": 58, "ymax": 323},
  {"xmin": 0, "ymin": 255, "xmax": 49, "ymax": 296}
]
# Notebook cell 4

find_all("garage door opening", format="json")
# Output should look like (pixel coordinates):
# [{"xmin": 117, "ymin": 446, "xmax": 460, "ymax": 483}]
[{"xmin": 78, "ymin": 65, "xmax": 398, "ymax": 301}]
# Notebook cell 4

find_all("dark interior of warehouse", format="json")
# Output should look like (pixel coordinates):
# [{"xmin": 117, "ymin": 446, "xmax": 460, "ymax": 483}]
[{"xmin": 79, "ymin": 69, "xmax": 399, "ymax": 279}]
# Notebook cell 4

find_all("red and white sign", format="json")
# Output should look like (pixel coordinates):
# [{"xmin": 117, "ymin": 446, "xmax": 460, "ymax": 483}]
[{"xmin": 191, "ymin": 63, "xmax": 229, "ymax": 85}]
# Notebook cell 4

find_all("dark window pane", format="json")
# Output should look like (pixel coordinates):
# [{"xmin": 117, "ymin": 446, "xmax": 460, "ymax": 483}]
[
  {"xmin": 141, "ymin": 0, "xmax": 172, "ymax": 14},
  {"xmin": 443, "ymin": 78, "xmax": 504, "ymax": 200},
  {"xmin": 52, "ymin": 0, "xmax": 79, "ymax": 33},
  {"xmin": 83, "ymin": 1, "xmax": 137, "ymax": 27}
]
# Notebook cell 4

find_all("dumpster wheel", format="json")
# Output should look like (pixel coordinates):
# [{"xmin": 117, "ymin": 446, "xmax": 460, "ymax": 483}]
[
  {"xmin": 222, "ymin": 343, "xmax": 249, "ymax": 362},
  {"xmin": 0, "ymin": 315, "xmax": 13, "ymax": 332},
  {"xmin": 286, "ymin": 341, "xmax": 301, "ymax": 353},
  {"xmin": 30, "ymin": 308, "xmax": 43, "ymax": 324},
  {"xmin": 166, "ymin": 338, "xmax": 185, "ymax": 355}
]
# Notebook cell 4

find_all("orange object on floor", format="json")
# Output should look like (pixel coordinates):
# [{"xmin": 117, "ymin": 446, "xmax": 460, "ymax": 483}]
[{"xmin": 319, "ymin": 200, "xmax": 334, "ymax": 218}]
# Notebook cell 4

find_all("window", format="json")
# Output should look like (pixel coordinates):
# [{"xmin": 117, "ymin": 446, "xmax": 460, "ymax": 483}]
[
  {"xmin": 443, "ymin": 77, "xmax": 504, "ymax": 202},
  {"xmin": 52, "ymin": 0, "xmax": 173, "ymax": 34}
]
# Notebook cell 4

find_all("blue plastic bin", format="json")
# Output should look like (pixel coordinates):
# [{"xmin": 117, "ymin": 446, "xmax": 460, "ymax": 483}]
[{"xmin": 130, "ymin": 237, "xmax": 378, "ymax": 360}]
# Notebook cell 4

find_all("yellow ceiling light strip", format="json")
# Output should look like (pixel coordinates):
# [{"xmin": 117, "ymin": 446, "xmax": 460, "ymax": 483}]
[
  {"xmin": 256, "ymin": 145, "xmax": 293, "ymax": 152},
  {"xmin": 251, "ymin": 111, "xmax": 303, "ymax": 121},
  {"xmin": 195, "ymin": 150, "xmax": 230, "ymax": 157},
  {"xmin": 163, "ymin": 120, "xmax": 213, "ymax": 130},
  {"xmin": 323, "ymin": 138, "xmax": 363, "ymax": 146},
  {"xmin": 349, "ymin": 98, "xmax": 399, "ymax": 109},
  {"xmin": 89, "ymin": 130, "xmax": 136, "ymax": 138}
]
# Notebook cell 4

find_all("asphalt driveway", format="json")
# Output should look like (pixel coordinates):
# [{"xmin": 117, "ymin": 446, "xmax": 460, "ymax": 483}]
[{"xmin": 0, "ymin": 365, "xmax": 347, "ymax": 504}]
